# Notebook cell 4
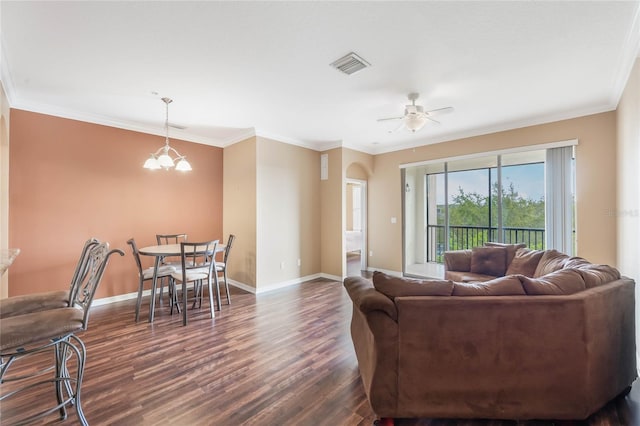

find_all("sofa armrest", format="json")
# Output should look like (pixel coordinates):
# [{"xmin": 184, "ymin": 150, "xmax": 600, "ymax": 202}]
[
  {"xmin": 582, "ymin": 278, "xmax": 637, "ymax": 408},
  {"xmin": 344, "ymin": 276, "xmax": 397, "ymax": 321},
  {"xmin": 443, "ymin": 249, "xmax": 472, "ymax": 273},
  {"xmin": 344, "ymin": 276, "xmax": 400, "ymax": 416}
]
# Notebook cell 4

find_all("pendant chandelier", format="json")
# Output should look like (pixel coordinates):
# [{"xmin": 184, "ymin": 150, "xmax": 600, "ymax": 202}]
[{"xmin": 143, "ymin": 97, "xmax": 192, "ymax": 171}]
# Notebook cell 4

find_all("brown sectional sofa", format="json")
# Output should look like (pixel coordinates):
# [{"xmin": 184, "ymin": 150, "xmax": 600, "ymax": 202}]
[{"xmin": 343, "ymin": 245, "xmax": 636, "ymax": 421}]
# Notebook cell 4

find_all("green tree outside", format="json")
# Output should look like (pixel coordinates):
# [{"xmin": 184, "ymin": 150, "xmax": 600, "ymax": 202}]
[{"xmin": 436, "ymin": 181, "xmax": 545, "ymax": 256}]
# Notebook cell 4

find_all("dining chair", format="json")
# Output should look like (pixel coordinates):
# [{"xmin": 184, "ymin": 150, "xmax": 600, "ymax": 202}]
[
  {"xmin": 127, "ymin": 238, "xmax": 177, "ymax": 322},
  {"xmin": 0, "ymin": 238, "xmax": 100, "ymax": 319},
  {"xmin": 215, "ymin": 234, "xmax": 235, "ymax": 308},
  {"xmin": 155, "ymin": 233, "xmax": 188, "ymax": 301},
  {"xmin": 0, "ymin": 241, "xmax": 124, "ymax": 426},
  {"xmin": 170, "ymin": 240, "xmax": 219, "ymax": 324},
  {"xmin": 156, "ymin": 233, "xmax": 188, "ymax": 248}
]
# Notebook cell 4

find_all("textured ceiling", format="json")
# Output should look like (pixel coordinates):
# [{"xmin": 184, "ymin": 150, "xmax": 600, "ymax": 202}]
[{"xmin": 2, "ymin": 1, "xmax": 639, "ymax": 154}]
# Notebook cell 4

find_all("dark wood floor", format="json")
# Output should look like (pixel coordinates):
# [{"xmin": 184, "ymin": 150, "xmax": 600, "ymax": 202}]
[{"xmin": 1, "ymin": 278, "xmax": 639, "ymax": 426}]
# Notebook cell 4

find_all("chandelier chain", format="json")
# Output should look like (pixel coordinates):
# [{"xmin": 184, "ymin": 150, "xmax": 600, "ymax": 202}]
[{"xmin": 163, "ymin": 97, "xmax": 172, "ymax": 149}]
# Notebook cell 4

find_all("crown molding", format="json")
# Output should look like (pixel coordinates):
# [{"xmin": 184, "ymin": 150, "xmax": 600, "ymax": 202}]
[
  {"xmin": 254, "ymin": 129, "xmax": 326, "ymax": 151},
  {"xmin": 8, "ymin": 98, "xmax": 227, "ymax": 147},
  {"xmin": 611, "ymin": 3, "xmax": 640, "ymax": 107},
  {"xmin": 221, "ymin": 128, "xmax": 257, "ymax": 147},
  {"xmin": 314, "ymin": 140, "xmax": 345, "ymax": 153},
  {"xmin": 0, "ymin": 37, "xmax": 16, "ymax": 106},
  {"xmin": 340, "ymin": 141, "xmax": 377, "ymax": 155}
]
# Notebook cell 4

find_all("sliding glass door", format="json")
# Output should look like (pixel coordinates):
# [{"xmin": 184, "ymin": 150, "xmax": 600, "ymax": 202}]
[{"xmin": 404, "ymin": 147, "xmax": 573, "ymax": 278}]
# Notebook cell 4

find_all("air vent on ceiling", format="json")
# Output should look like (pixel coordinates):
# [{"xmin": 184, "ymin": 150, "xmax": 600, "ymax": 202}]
[{"xmin": 330, "ymin": 52, "xmax": 371, "ymax": 75}]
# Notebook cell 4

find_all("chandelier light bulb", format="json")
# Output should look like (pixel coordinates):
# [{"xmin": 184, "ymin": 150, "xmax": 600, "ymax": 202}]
[
  {"xmin": 157, "ymin": 152, "xmax": 174, "ymax": 168},
  {"xmin": 175, "ymin": 158, "xmax": 192, "ymax": 171},
  {"xmin": 143, "ymin": 155, "xmax": 161, "ymax": 170}
]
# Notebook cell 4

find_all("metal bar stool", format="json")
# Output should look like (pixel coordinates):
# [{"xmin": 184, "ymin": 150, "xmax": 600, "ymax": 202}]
[{"xmin": 0, "ymin": 242, "xmax": 124, "ymax": 425}]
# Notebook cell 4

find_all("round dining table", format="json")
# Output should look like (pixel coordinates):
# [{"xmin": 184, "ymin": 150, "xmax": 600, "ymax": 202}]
[{"xmin": 139, "ymin": 243, "xmax": 225, "ymax": 325}]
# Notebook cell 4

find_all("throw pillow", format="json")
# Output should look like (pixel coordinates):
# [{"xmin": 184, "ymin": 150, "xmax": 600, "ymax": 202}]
[
  {"xmin": 470, "ymin": 246, "xmax": 507, "ymax": 277},
  {"xmin": 372, "ymin": 271, "xmax": 454, "ymax": 298},
  {"xmin": 534, "ymin": 249, "xmax": 570, "ymax": 277},
  {"xmin": 452, "ymin": 275, "xmax": 525, "ymax": 296},
  {"xmin": 484, "ymin": 242, "xmax": 527, "ymax": 266},
  {"xmin": 505, "ymin": 248, "xmax": 544, "ymax": 277},
  {"xmin": 519, "ymin": 269, "xmax": 586, "ymax": 295}
]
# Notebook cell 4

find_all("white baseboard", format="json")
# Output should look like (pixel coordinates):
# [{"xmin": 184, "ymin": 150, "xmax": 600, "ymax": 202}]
[
  {"xmin": 92, "ymin": 281, "xmax": 207, "ymax": 306},
  {"xmin": 320, "ymin": 273, "xmax": 343, "ymax": 282},
  {"xmin": 231, "ymin": 273, "xmax": 343, "ymax": 295},
  {"xmin": 93, "ymin": 291, "xmax": 139, "ymax": 306},
  {"xmin": 227, "ymin": 279, "xmax": 256, "ymax": 294}
]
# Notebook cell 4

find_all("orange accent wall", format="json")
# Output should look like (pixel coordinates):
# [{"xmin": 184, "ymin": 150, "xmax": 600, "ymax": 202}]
[{"xmin": 8, "ymin": 109, "xmax": 223, "ymax": 299}]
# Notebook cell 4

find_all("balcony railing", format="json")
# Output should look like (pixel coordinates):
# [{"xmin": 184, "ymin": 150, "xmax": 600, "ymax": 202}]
[{"xmin": 426, "ymin": 224, "xmax": 545, "ymax": 263}]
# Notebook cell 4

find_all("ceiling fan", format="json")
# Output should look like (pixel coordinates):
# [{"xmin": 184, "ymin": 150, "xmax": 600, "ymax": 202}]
[{"xmin": 378, "ymin": 93, "xmax": 453, "ymax": 133}]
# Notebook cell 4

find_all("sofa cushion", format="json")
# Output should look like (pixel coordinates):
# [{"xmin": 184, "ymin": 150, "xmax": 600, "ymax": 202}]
[
  {"xmin": 506, "ymin": 248, "xmax": 544, "ymax": 277},
  {"xmin": 470, "ymin": 246, "xmax": 507, "ymax": 277},
  {"xmin": 444, "ymin": 249, "xmax": 472, "ymax": 273},
  {"xmin": 563, "ymin": 256, "xmax": 591, "ymax": 269},
  {"xmin": 373, "ymin": 271, "xmax": 453, "ymax": 298},
  {"xmin": 484, "ymin": 242, "xmax": 527, "ymax": 266},
  {"xmin": 534, "ymin": 249, "xmax": 570, "ymax": 277},
  {"xmin": 452, "ymin": 275, "xmax": 525, "ymax": 296},
  {"xmin": 575, "ymin": 264, "xmax": 621, "ymax": 288},
  {"xmin": 519, "ymin": 269, "xmax": 586, "ymax": 295}
]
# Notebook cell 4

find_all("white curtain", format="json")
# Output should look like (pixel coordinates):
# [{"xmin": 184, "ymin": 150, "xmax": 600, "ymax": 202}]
[{"xmin": 545, "ymin": 146, "xmax": 574, "ymax": 254}]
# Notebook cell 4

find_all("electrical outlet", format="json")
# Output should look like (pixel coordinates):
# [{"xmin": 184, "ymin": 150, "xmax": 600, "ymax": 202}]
[
  {"xmin": 297, "ymin": 259, "xmax": 301, "ymax": 267},
  {"xmin": 369, "ymin": 250, "xmax": 373, "ymax": 257},
  {"xmin": 280, "ymin": 261, "xmax": 285, "ymax": 270}
]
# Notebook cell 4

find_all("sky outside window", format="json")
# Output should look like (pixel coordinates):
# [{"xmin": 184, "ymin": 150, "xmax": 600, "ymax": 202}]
[{"xmin": 435, "ymin": 163, "xmax": 544, "ymax": 204}]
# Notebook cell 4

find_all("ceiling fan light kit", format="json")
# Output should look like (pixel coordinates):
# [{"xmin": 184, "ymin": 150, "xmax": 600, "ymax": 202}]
[{"xmin": 405, "ymin": 114, "xmax": 429, "ymax": 132}]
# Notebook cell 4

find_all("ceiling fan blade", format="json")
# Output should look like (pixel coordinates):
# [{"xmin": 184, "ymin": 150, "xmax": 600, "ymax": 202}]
[
  {"xmin": 424, "ymin": 106, "xmax": 454, "ymax": 115},
  {"xmin": 377, "ymin": 116, "xmax": 404, "ymax": 122},
  {"xmin": 425, "ymin": 115, "xmax": 441, "ymax": 124},
  {"xmin": 387, "ymin": 121, "xmax": 406, "ymax": 133}
]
